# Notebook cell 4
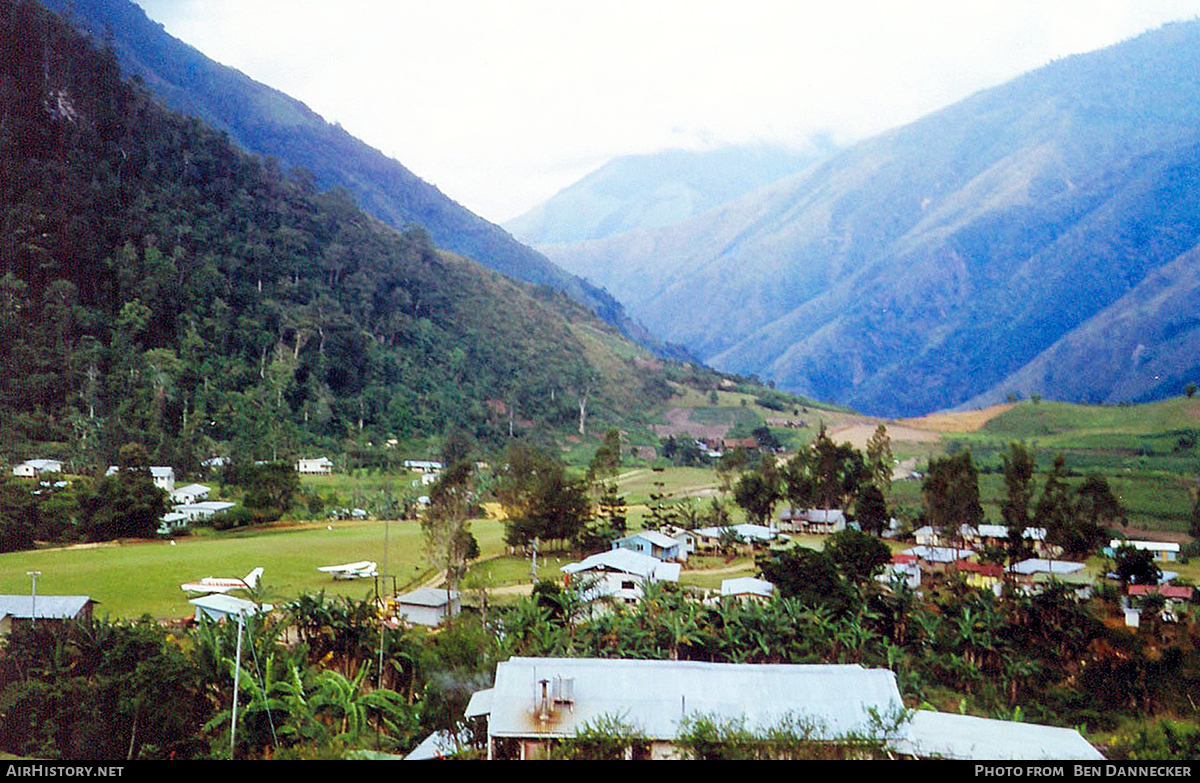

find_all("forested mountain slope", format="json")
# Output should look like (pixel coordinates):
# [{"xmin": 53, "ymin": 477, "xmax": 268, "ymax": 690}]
[
  {"xmin": 0, "ymin": 0, "xmax": 676, "ymax": 472},
  {"xmin": 38, "ymin": 0, "xmax": 684, "ymax": 358},
  {"xmin": 541, "ymin": 21, "xmax": 1200, "ymax": 417}
]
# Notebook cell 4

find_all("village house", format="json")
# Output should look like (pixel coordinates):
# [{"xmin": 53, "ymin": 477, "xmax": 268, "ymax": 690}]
[
  {"xmin": 1007, "ymin": 558, "xmax": 1087, "ymax": 581},
  {"xmin": 170, "ymin": 483, "xmax": 212, "ymax": 505},
  {"xmin": 691, "ymin": 523, "xmax": 780, "ymax": 552},
  {"xmin": 403, "ymin": 459, "xmax": 443, "ymax": 473},
  {"xmin": 393, "ymin": 587, "xmax": 460, "ymax": 627},
  {"xmin": 879, "ymin": 553, "xmax": 922, "ymax": 590},
  {"xmin": 105, "ymin": 464, "xmax": 175, "ymax": 492},
  {"xmin": 719, "ymin": 577, "xmax": 776, "ymax": 603},
  {"xmin": 1108, "ymin": 539, "xmax": 1180, "ymax": 562},
  {"xmin": 467, "ymin": 657, "xmax": 907, "ymax": 760},
  {"xmin": 157, "ymin": 511, "xmax": 189, "ymax": 536},
  {"xmin": 903, "ymin": 545, "xmax": 975, "ymax": 573},
  {"xmin": 969, "ymin": 524, "xmax": 1048, "ymax": 554},
  {"xmin": 174, "ymin": 500, "xmax": 237, "ymax": 523},
  {"xmin": 0, "ymin": 595, "xmax": 96, "ymax": 635},
  {"xmin": 11, "ymin": 459, "xmax": 63, "ymax": 478},
  {"xmin": 611, "ymin": 530, "xmax": 687, "ymax": 562},
  {"xmin": 560, "ymin": 549, "xmax": 681, "ymax": 606},
  {"xmin": 1124, "ymin": 584, "xmax": 1195, "ymax": 625},
  {"xmin": 463, "ymin": 657, "xmax": 1103, "ymax": 760},
  {"xmin": 776, "ymin": 508, "xmax": 846, "ymax": 535},
  {"xmin": 295, "ymin": 457, "xmax": 334, "ymax": 475},
  {"xmin": 947, "ymin": 560, "xmax": 1004, "ymax": 595}
]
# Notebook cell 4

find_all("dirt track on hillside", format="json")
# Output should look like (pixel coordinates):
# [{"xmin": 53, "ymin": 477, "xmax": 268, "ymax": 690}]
[
  {"xmin": 652, "ymin": 407, "xmax": 732, "ymax": 440},
  {"xmin": 827, "ymin": 423, "xmax": 941, "ymax": 449},
  {"xmin": 897, "ymin": 403, "xmax": 1016, "ymax": 433}
]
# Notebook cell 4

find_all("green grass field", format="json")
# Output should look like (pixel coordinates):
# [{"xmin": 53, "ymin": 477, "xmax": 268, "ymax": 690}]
[{"xmin": 0, "ymin": 517, "xmax": 511, "ymax": 621}]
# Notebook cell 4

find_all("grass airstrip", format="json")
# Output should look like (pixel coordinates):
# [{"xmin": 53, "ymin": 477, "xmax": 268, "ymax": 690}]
[{"xmin": 3, "ymin": 397, "xmax": 1196, "ymax": 621}]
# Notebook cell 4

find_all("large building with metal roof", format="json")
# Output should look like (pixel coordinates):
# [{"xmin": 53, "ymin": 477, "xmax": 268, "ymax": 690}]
[
  {"xmin": 463, "ymin": 656, "xmax": 1106, "ymax": 761},
  {"xmin": 468, "ymin": 657, "xmax": 908, "ymax": 760},
  {"xmin": 0, "ymin": 595, "xmax": 96, "ymax": 635}
]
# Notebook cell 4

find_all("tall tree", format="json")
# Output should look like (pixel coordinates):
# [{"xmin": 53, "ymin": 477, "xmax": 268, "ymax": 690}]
[
  {"xmin": 865, "ymin": 424, "xmax": 894, "ymax": 494},
  {"xmin": 733, "ymin": 457, "xmax": 783, "ymax": 524},
  {"xmin": 1001, "ymin": 442, "xmax": 1037, "ymax": 565},
  {"xmin": 923, "ymin": 451, "xmax": 983, "ymax": 556},
  {"xmin": 422, "ymin": 460, "xmax": 477, "ymax": 599},
  {"xmin": 496, "ymin": 442, "xmax": 590, "ymax": 549}
]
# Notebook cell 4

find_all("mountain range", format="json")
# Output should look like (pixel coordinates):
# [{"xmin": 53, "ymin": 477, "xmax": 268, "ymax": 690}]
[
  {"xmin": 505, "ymin": 142, "xmax": 834, "ymax": 246},
  {"xmin": 529, "ymin": 20, "xmax": 1200, "ymax": 417},
  {"xmin": 39, "ymin": 0, "xmax": 687, "ymax": 359}
]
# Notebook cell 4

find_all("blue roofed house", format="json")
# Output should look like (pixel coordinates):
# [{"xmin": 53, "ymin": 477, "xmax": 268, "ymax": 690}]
[
  {"xmin": 612, "ymin": 530, "xmax": 686, "ymax": 562},
  {"xmin": 0, "ymin": 595, "xmax": 96, "ymax": 635}
]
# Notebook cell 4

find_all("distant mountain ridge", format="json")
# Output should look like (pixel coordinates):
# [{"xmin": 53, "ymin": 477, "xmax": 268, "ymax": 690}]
[
  {"xmin": 536, "ymin": 20, "xmax": 1200, "ymax": 416},
  {"xmin": 42, "ymin": 0, "xmax": 685, "ymax": 358},
  {"xmin": 505, "ymin": 143, "xmax": 833, "ymax": 245}
]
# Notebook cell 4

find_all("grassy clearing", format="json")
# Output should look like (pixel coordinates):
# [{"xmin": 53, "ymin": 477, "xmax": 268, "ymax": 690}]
[{"xmin": 0, "ymin": 516, "xmax": 513, "ymax": 621}]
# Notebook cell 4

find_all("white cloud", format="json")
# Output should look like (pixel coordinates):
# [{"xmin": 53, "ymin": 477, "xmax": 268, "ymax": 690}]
[{"xmin": 135, "ymin": 0, "xmax": 1200, "ymax": 223}]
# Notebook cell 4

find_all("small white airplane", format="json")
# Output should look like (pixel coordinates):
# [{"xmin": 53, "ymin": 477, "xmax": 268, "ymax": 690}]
[
  {"xmin": 317, "ymin": 561, "xmax": 378, "ymax": 580},
  {"xmin": 181, "ymin": 567, "xmax": 264, "ymax": 594}
]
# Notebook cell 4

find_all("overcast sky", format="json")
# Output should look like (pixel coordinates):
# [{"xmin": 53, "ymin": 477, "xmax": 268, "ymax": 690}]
[{"xmin": 134, "ymin": 1, "xmax": 1200, "ymax": 224}]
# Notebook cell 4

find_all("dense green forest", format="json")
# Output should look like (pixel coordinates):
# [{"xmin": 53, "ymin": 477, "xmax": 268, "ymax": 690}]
[{"xmin": 0, "ymin": 0, "xmax": 680, "ymax": 475}]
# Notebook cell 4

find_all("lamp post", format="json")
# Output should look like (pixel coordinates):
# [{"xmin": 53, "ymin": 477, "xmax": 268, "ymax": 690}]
[{"xmin": 26, "ymin": 571, "xmax": 40, "ymax": 626}]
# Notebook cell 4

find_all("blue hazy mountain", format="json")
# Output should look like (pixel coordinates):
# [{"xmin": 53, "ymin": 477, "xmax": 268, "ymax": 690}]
[{"xmin": 537, "ymin": 20, "xmax": 1200, "ymax": 416}]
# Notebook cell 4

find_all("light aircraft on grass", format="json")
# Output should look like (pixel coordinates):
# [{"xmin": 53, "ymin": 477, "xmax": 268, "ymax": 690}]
[
  {"xmin": 180, "ymin": 567, "xmax": 264, "ymax": 594},
  {"xmin": 317, "ymin": 561, "xmax": 378, "ymax": 580}
]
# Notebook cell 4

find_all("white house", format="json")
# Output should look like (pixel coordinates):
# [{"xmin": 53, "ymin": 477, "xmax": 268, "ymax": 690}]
[
  {"xmin": 295, "ymin": 457, "xmax": 334, "ymax": 475},
  {"xmin": 720, "ymin": 577, "xmax": 775, "ymax": 602},
  {"xmin": 157, "ymin": 511, "xmax": 190, "ymax": 536},
  {"xmin": 170, "ymin": 483, "xmax": 212, "ymax": 506},
  {"xmin": 151, "ymin": 466, "xmax": 175, "ymax": 492},
  {"xmin": 561, "ymin": 549, "xmax": 681, "ymax": 605},
  {"xmin": 1109, "ymin": 539, "xmax": 1180, "ymax": 562},
  {"xmin": 12, "ymin": 459, "xmax": 63, "ymax": 478},
  {"xmin": 394, "ymin": 587, "xmax": 460, "ymax": 627},
  {"xmin": 404, "ymin": 460, "xmax": 443, "ymax": 473},
  {"xmin": 176, "ymin": 501, "xmax": 236, "ymax": 522},
  {"xmin": 105, "ymin": 465, "xmax": 175, "ymax": 492}
]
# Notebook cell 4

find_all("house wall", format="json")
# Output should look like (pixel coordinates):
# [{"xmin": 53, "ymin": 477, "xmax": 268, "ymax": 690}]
[{"xmin": 397, "ymin": 599, "xmax": 458, "ymax": 626}]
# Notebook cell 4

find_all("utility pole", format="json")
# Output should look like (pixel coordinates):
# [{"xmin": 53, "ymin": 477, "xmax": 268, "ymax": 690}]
[
  {"xmin": 231, "ymin": 611, "xmax": 245, "ymax": 760},
  {"xmin": 26, "ymin": 571, "xmax": 40, "ymax": 626}
]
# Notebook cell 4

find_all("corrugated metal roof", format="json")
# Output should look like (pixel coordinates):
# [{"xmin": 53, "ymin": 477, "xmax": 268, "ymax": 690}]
[
  {"xmin": 616, "ymin": 531, "xmax": 680, "ymax": 549},
  {"xmin": 721, "ymin": 577, "xmax": 775, "ymax": 598},
  {"xmin": 397, "ymin": 587, "xmax": 460, "ymax": 607},
  {"xmin": 890, "ymin": 710, "xmax": 1104, "ymax": 760},
  {"xmin": 1009, "ymin": 559, "xmax": 1086, "ymax": 575},
  {"xmin": 561, "ymin": 549, "xmax": 679, "ymax": 582},
  {"xmin": 484, "ymin": 657, "xmax": 906, "ymax": 742},
  {"xmin": 0, "ymin": 595, "xmax": 93, "ymax": 619},
  {"xmin": 189, "ymin": 594, "xmax": 271, "ymax": 619},
  {"xmin": 466, "ymin": 688, "xmax": 494, "ymax": 718}
]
